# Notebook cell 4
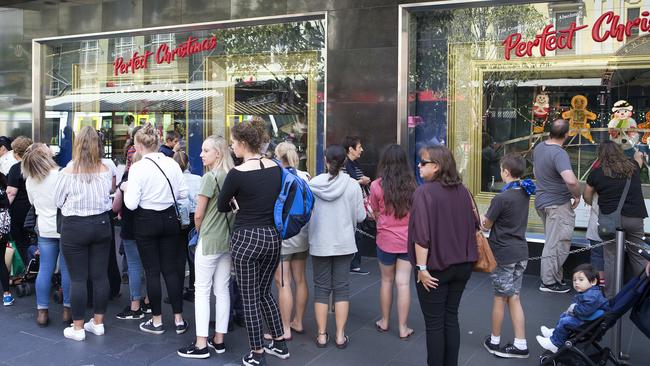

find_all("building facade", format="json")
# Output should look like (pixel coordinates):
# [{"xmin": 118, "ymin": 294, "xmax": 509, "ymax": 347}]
[{"xmin": 1, "ymin": 0, "xmax": 650, "ymax": 232}]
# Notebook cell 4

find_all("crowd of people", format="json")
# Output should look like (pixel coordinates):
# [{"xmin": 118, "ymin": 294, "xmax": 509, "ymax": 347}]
[{"xmin": 1, "ymin": 117, "xmax": 650, "ymax": 366}]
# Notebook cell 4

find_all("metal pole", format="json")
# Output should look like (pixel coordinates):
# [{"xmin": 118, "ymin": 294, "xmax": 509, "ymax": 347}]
[{"xmin": 612, "ymin": 229, "xmax": 626, "ymax": 360}]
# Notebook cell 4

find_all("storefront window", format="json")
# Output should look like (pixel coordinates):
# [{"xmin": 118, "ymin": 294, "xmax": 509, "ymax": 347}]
[
  {"xmin": 408, "ymin": 1, "xmax": 650, "ymax": 230},
  {"xmin": 41, "ymin": 18, "xmax": 325, "ymax": 176}
]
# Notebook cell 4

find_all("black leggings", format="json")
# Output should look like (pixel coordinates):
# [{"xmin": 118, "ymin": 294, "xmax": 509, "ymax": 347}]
[
  {"xmin": 134, "ymin": 206, "xmax": 183, "ymax": 316},
  {"xmin": 416, "ymin": 262, "xmax": 472, "ymax": 366},
  {"xmin": 60, "ymin": 212, "xmax": 112, "ymax": 320},
  {"xmin": 1, "ymin": 238, "xmax": 9, "ymax": 292}
]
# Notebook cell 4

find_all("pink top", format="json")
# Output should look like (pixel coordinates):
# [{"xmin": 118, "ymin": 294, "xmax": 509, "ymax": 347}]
[{"xmin": 369, "ymin": 178, "xmax": 410, "ymax": 253}]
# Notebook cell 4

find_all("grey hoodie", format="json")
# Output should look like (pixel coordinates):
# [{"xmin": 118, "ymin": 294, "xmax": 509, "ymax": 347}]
[{"xmin": 308, "ymin": 172, "xmax": 366, "ymax": 257}]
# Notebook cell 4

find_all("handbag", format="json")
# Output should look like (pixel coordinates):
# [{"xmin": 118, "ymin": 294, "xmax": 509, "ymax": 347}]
[
  {"xmin": 467, "ymin": 190, "xmax": 497, "ymax": 273},
  {"xmin": 0, "ymin": 208, "xmax": 11, "ymax": 236},
  {"xmin": 597, "ymin": 178, "xmax": 630, "ymax": 241},
  {"xmin": 145, "ymin": 157, "xmax": 182, "ymax": 225}
]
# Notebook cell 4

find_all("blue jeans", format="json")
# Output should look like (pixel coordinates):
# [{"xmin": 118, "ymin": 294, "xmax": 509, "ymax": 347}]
[
  {"xmin": 35, "ymin": 237, "xmax": 71, "ymax": 309},
  {"xmin": 550, "ymin": 312, "xmax": 583, "ymax": 347},
  {"xmin": 122, "ymin": 239, "xmax": 145, "ymax": 301}
]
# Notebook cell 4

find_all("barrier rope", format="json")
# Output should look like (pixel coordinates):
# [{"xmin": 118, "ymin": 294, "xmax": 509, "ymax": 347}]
[{"xmin": 354, "ymin": 228, "xmax": 650, "ymax": 262}]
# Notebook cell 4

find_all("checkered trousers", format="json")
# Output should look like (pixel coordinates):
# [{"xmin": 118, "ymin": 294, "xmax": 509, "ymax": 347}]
[{"xmin": 230, "ymin": 226, "xmax": 284, "ymax": 350}]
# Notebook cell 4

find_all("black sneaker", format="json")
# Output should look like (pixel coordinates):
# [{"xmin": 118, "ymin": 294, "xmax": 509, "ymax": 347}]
[
  {"xmin": 208, "ymin": 338, "xmax": 226, "ymax": 354},
  {"xmin": 140, "ymin": 302, "xmax": 152, "ymax": 314},
  {"xmin": 139, "ymin": 318, "xmax": 165, "ymax": 335},
  {"xmin": 350, "ymin": 268, "xmax": 370, "ymax": 275},
  {"xmin": 493, "ymin": 343, "xmax": 530, "ymax": 359},
  {"xmin": 177, "ymin": 342, "xmax": 210, "ymax": 359},
  {"xmin": 242, "ymin": 351, "xmax": 266, "ymax": 366},
  {"xmin": 175, "ymin": 320, "xmax": 188, "ymax": 335},
  {"xmin": 483, "ymin": 336, "xmax": 500, "ymax": 355},
  {"xmin": 263, "ymin": 340, "xmax": 290, "ymax": 359},
  {"xmin": 539, "ymin": 282, "xmax": 571, "ymax": 294},
  {"xmin": 116, "ymin": 306, "xmax": 144, "ymax": 320}
]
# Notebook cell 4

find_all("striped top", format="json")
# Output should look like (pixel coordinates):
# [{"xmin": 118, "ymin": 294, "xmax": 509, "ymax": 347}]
[{"xmin": 55, "ymin": 169, "xmax": 112, "ymax": 217}]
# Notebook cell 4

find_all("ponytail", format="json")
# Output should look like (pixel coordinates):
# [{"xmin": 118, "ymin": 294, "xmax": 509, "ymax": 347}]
[{"xmin": 325, "ymin": 144, "xmax": 346, "ymax": 181}]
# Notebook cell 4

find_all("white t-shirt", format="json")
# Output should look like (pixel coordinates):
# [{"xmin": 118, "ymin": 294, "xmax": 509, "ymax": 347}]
[
  {"xmin": 26, "ymin": 169, "xmax": 61, "ymax": 238},
  {"xmin": 0, "ymin": 152, "xmax": 18, "ymax": 176}
]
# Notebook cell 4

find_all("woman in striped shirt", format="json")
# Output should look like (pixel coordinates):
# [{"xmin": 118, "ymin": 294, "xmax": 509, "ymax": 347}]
[{"xmin": 55, "ymin": 126, "xmax": 113, "ymax": 341}]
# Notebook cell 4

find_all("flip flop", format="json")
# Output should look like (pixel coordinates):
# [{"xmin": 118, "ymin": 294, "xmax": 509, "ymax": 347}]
[
  {"xmin": 375, "ymin": 321, "xmax": 389, "ymax": 333},
  {"xmin": 315, "ymin": 332, "xmax": 329, "ymax": 348},
  {"xmin": 335, "ymin": 335, "xmax": 350, "ymax": 349},
  {"xmin": 265, "ymin": 333, "xmax": 292, "ymax": 342},
  {"xmin": 290, "ymin": 326, "xmax": 305, "ymax": 334},
  {"xmin": 399, "ymin": 329, "xmax": 415, "ymax": 341}
]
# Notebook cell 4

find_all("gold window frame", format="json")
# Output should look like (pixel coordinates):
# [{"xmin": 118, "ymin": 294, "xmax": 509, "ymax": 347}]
[
  {"xmin": 204, "ymin": 51, "xmax": 319, "ymax": 176},
  {"xmin": 448, "ymin": 42, "xmax": 650, "ymax": 231}
]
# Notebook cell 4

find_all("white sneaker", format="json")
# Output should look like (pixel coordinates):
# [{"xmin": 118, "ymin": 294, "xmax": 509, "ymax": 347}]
[
  {"xmin": 84, "ymin": 319, "xmax": 105, "ymax": 336},
  {"xmin": 63, "ymin": 326, "xmax": 86, "ymax": 341},
  {"xmin": 540, "ymin": 326, "xmax": 554, "ymax": 338},
  {"xmin": 536, "ymin": 335, "xmax": 558, "ymax": 353}
]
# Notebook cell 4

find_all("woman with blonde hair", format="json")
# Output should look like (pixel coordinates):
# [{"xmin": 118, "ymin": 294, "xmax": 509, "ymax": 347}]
[
  {"xmin": 23, "ymin": 143, "xmax": 72, "ymax": 326},
  {"xmin": 124, "ymin": 123, "xmax": 188, "ymax": 335},
  {"xmin": 178, "ymin": 136, "xmax": 235, "ymax": 359},
  {"xmin": 264, "ymin": 142, "xmax": 310, "ymax": 340},
  {"xmin": 55, "ymin": 126, "xmax": 113, "ymax": 341}
]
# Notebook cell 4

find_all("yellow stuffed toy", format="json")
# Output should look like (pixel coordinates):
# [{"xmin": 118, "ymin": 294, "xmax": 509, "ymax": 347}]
[{"xmin": 562, "ymin": 95, "xmax": 597, "ymax": 143}]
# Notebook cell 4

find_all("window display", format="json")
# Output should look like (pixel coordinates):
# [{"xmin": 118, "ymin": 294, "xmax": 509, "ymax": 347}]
[
  {"xmin": 407, "ymin": 1, "xmax": 650, "ymax": 231},
  {"xmin": 39, "ymin": 18, "xmax": 325, "ymax": 176}
]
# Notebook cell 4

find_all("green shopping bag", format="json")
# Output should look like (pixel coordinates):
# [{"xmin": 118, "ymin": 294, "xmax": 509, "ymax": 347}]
[{"xmin": 10, "ymin": 241, "xmax": 24, "ymax": 276}]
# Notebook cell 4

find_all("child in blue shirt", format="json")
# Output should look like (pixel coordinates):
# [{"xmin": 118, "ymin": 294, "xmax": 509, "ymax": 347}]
[{"xmin": 537, "ymin": 264, "xmax": 609, "ymax": 352}]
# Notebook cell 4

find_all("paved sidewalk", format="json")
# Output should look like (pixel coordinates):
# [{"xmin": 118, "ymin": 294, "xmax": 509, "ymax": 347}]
[{"xmin": 1, "ymin": 257, "xmax": 649, "ymax": 366}]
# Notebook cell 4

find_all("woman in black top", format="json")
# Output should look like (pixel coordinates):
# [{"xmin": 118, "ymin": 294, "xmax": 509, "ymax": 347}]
[
  {"xmin": 217, "ymin": 119, "xmax": 288, "ymax": 366},
  {"xmin": 6, "ymin": 136, "xmax": 33, "ymax": 263},
  {"xmin": 584, "ymin": 141, "xmax": 649, "ymax": 297}
]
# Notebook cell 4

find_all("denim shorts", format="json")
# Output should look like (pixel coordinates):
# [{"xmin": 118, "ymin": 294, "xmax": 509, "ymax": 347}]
[
  {"xmin": 376, "ymin": 246, "xmax": 409, "ymax": 266},
  {"xmin": 280, "ymin": 250, "xmax": 308, "ymax": 262},
  {"xmin": 490, "ymin": 260, "xmax": 527, "ymax": 297}
]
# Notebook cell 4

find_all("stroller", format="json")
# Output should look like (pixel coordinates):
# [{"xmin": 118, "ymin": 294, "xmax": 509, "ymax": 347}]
[{"xmin": 539, "ymin": 252, "xmax": 650, "ymax": 365}]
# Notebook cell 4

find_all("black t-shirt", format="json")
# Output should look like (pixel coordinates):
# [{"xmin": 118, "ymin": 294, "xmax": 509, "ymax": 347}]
[
  {"xmin": 7, "ymin": 163, "xmax": 30, "ymax": 214},
  {"xmin": 485, "ymin": 188, "xmax": 530, "ymax": 265},
  {"xmin": 216, "ymin": 164, "xmax": 282, "ymax": 230},
  {"xmin": 586, "ymin": 164, "xmax": 647, "ymax": 218}
]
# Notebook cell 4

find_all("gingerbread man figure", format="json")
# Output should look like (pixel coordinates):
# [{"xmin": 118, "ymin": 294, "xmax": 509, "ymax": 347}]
[
  {"xmin": 532, "ymin": 93, "xmax": 549, "ymax": 133},
  {"xmin": 562, "ymin": 95, "xmax": 597, "ymax": 143},
  {"xmin": 608, "ymin": 100, "xmax": 638, "ymax": 149}
]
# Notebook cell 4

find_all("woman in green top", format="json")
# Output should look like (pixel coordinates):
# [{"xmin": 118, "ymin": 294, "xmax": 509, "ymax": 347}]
[{"xmin": 177, "ymin": 136, "xmax": 235, "ymax": 359}]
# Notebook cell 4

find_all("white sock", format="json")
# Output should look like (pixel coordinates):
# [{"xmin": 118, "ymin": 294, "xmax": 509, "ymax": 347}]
[
  {"xmin": 490, "ymin": 334, "xmax": 500, "ymax": 345},
  {"xmin": 175, "ymin": 319, "xmax": 185, "ymax": 326},
  {"xmin": 514, "ymin": 338, "xmax": 527, "ymax": 350},
  {"xmin": 153, "ymin": 320, "xmax": 162, "ymax": 327}
]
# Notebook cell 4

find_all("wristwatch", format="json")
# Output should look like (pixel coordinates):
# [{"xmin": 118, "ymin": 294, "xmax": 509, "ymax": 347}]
[{"xmin": 416, "ymin": 264, "xmax": 427, "ymax": 271}]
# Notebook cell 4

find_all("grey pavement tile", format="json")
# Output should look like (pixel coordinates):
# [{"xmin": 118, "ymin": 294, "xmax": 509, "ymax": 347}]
[{"xmin": 3, "ymin": 256, "xmax": 650, "ymax": 366}]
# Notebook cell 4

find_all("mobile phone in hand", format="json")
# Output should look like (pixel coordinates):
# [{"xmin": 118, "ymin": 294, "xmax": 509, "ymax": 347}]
[{"xmin": 229, "ymin": 198, "xmax": 239, "ymax": 213}]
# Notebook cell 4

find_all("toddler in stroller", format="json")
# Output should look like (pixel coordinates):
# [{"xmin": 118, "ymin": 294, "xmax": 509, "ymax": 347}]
[
  {"xmin": 537, "ymin": 264, "xmax": 609, "ymax": 353},
  {"xmin": 538, "ymin": 259, "xmax": 650, "ymax": 365}
]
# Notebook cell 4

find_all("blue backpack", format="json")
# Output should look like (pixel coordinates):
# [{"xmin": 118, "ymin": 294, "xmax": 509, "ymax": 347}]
[{"xmin": 273, "ymin": 161, "xmax": 314, "ymax": 239}]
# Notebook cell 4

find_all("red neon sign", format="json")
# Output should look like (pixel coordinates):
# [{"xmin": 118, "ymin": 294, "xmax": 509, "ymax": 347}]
[
  {"xmin": 503, "ymin": 10, "xmax": 650, "ymax": 60},
  {"xmin": 113, "ymin": 35, "xmax": 217, "ymax": 75}
]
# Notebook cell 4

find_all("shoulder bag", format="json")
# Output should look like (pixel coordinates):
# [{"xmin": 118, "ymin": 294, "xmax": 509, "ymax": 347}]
[
  {"xmin": 597, "ymin": 178, "xmax": 631, "ymax": 241},
  {"xmin": 467, "ymin": 189, "xmax": 497, "ymax": 273},
  {"xmin": 145, "ymin": 157, "xmax": 182, "ymax": 225}
]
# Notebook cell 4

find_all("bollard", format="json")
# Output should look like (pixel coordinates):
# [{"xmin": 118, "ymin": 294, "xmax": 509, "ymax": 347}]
[{"xmin": 612, "ymin": 229, "xmax": 625, "ymax": 361}]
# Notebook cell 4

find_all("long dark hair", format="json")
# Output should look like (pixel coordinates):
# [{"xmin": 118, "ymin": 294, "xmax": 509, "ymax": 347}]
[
  {"xmin": 598, "ymin": 141, "xmax": 637, "ymax": 178},
  {"xmin": 325, "ymin": 144, "xmax": 346, "ymax": 181},
  {"xmin": 377, "ymin": 144, "xmax": 416, "ymax": 218},
  {"xmin": 420, "ymin": 145, "xmax": 462, "ymax": 186}
]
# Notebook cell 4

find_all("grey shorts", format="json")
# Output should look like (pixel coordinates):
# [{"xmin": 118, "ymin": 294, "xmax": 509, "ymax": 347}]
[{"xmin": 490, "ymin": 260, "xmax": 527, "ymax": 297}]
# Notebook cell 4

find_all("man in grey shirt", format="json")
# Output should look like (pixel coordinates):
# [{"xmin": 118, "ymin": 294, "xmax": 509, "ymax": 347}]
[{"xmin": 533, "ymin": 119, "xmax": 581, "ymax": 293}]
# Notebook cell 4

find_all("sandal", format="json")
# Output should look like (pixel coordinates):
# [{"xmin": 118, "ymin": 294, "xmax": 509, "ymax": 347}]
[
  {"xmin": 375, "ymin": 321, "xmax": 389, "ymax": 333},
  {"xmin": 264, "ymin": 333, "xmax": 292, "ymax": 342},
  {"xmin": 335, "ymin": 335, "xmax": 350, "ymax": 349},
  {"xmin": 290, "ymin": 325, "xmax": 305, "ymax": 334},
  {"xmin": 315, "ymin": 332, "xmax": 329, "ymax": 348},
  {"xmin": 399, "ymin": 329, "xmax": 415, "ymax": 340}
]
